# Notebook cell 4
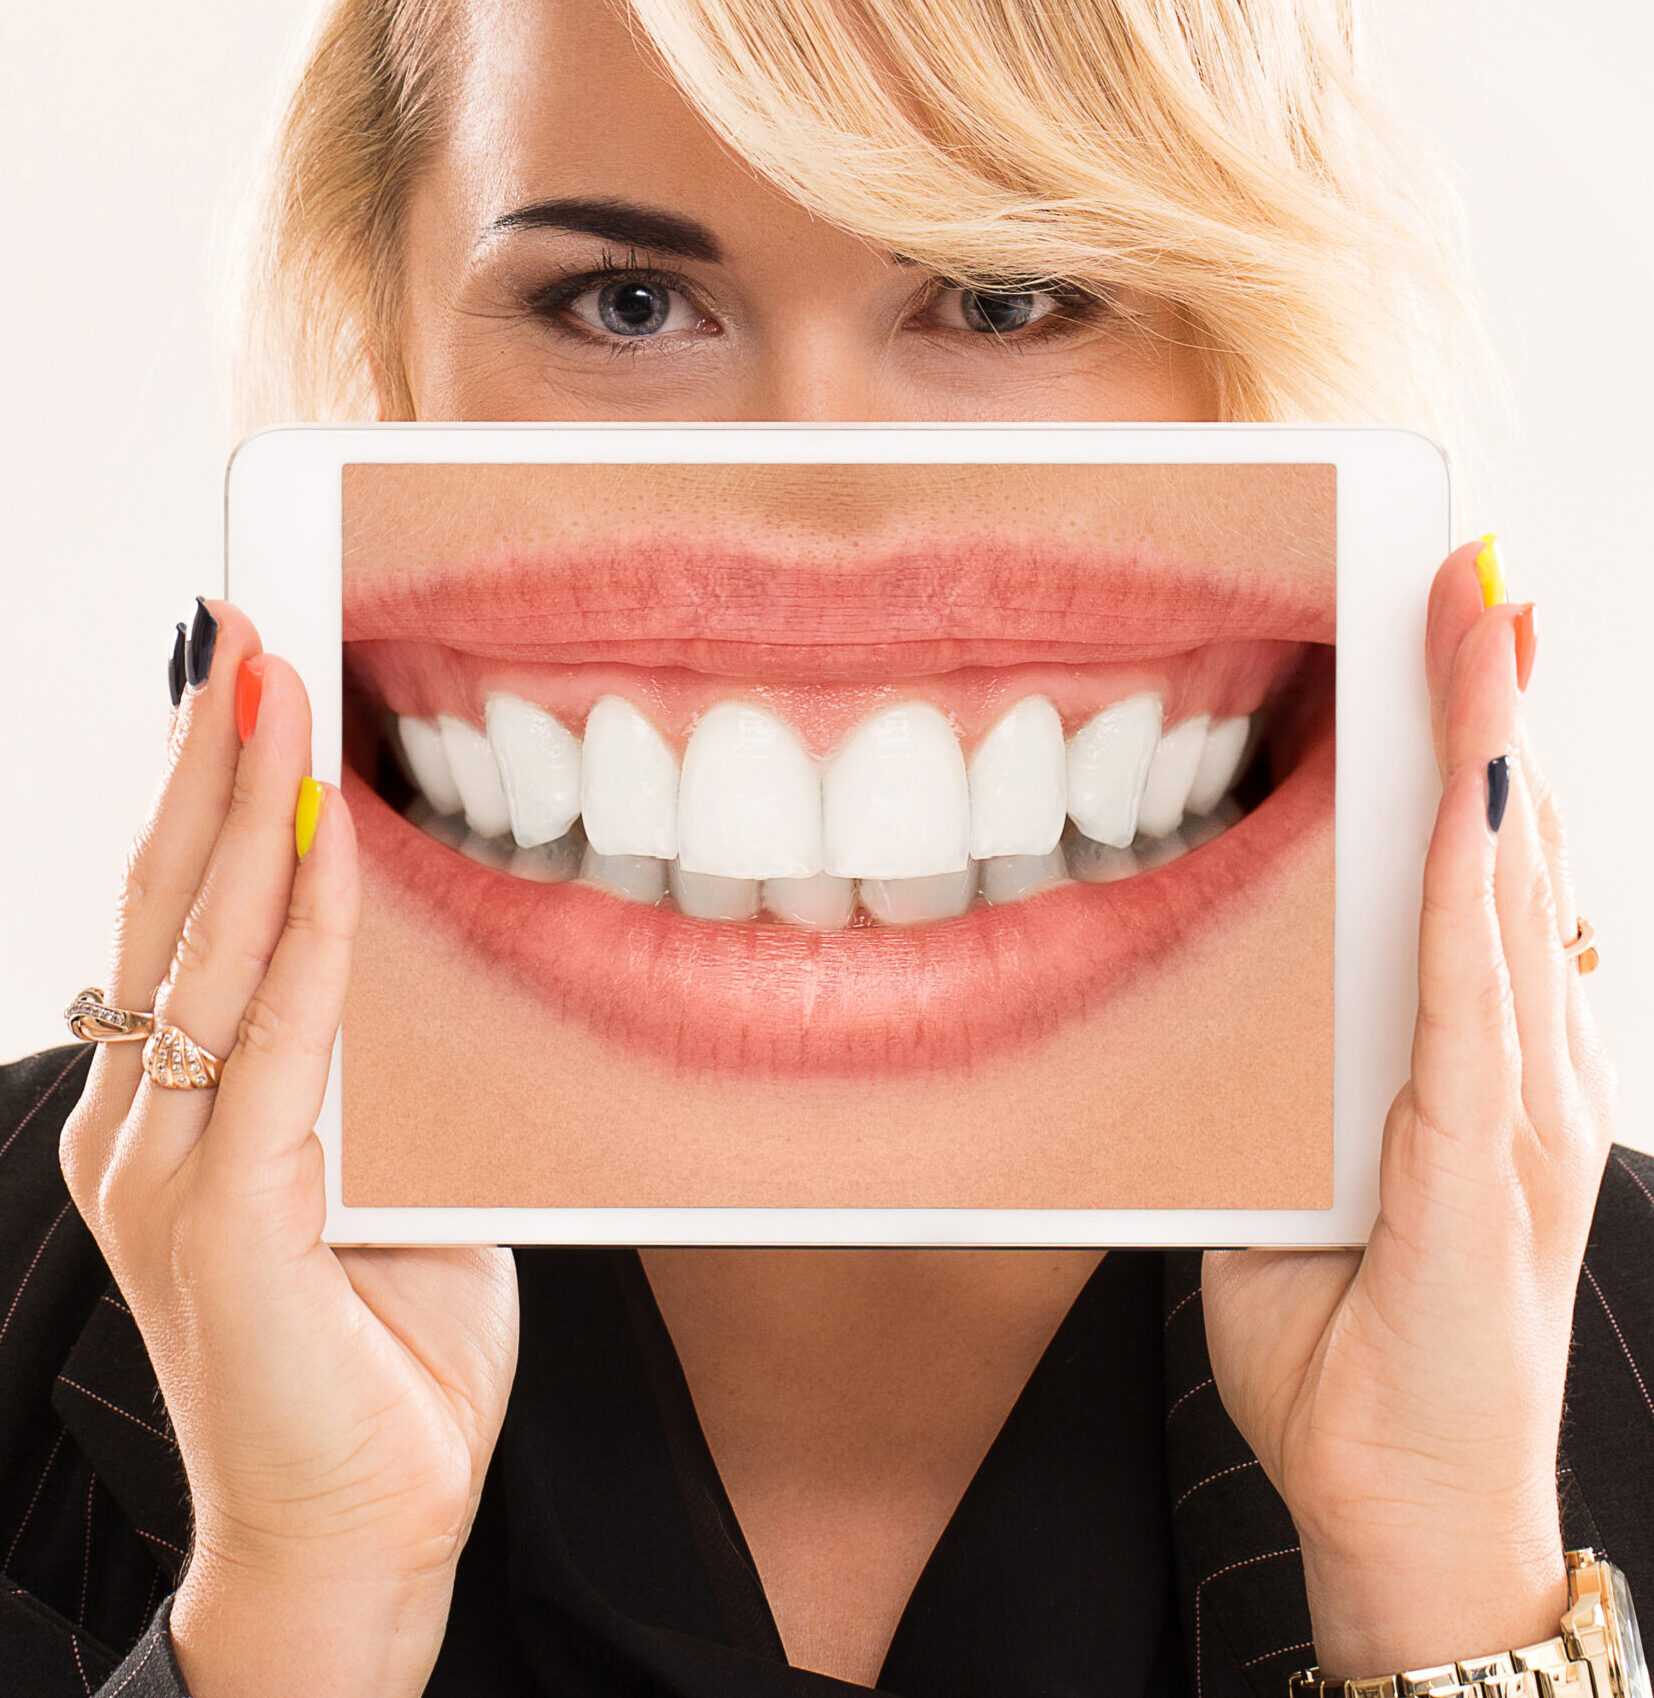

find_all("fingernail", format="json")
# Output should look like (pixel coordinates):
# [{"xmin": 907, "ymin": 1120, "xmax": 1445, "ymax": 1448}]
[
  {"xmin": 167, "ymin": 622, "xmax": 187, "ymax": 708},
  {"xmin": 1513, "ymin": 602, "xmax": 1537, "ymax": 692},
  {"xmin": 295, "ymin": 776, "xmax": 324, "ymax": 860},
  {"xmin": 186, "ymin": 597, "xmax": 219, "ymax": 689},
  {"xmin": 236, "ymin": 656, "xmax": 266, "ymax": 742},
  {"xmin": 1475, "ymin": 533, "xmax": 1506, "ymax": 609},
  {"xmin": 1486, "ymin": 755, "xmax": 1511, "ymax": 833}
]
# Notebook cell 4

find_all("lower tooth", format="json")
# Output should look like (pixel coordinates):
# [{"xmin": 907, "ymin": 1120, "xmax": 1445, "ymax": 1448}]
[
  {"xmin": 764, "ymin": 872, "xmax": 857, "ymax": 929},
  {"xmin": 1180, "ymin": 796, "xmax": 1242, "ymax": 851},
  {"xmin": 860, "ymin": 863, "xmax": 979, "ymax": 925},
  {"xmin": 979, "ymin": 851, "xmax": 1068, "ymax": 906},
  {"xmin": 669, "ymin": 863, "xmax": 761, "ymax": 921},
  {"xmin": 406, "ymin": 796, "xmax": 468, "ymax": 851},
  {"xmin": 1064, "ymin": 826, "xmax": 1139, "ymax": 884},
  {"xmin": 580, "ymin": 847, "xmax": 667, "ymax": 905},
  {"xmin": 458, "ymin": 833, "xmax": 515, "ymax": 870},
  {"xmin": 1135, "ymin": 830, "xmax": 1190, "ymax": 870},
  {"xmin": 508, "ymin": 831, "xmax": 584, "ymax": 883}
]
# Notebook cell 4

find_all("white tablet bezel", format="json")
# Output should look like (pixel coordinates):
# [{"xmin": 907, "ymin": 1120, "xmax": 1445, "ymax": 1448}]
[{"xmin": 225, "ymin": 422, "xmax": 1449, "ymax": 1247}]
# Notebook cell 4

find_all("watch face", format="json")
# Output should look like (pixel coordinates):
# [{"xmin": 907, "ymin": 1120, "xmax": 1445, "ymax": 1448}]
[{"xmin": 1608, "ymin": 1562, "xmax": 1652, "ymax": 1698}]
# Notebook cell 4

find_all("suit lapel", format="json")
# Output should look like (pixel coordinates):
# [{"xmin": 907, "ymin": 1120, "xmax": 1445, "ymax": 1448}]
[{"xmin": 52, "ymin": 1280, "xmax": 190, "ymax": 1580}]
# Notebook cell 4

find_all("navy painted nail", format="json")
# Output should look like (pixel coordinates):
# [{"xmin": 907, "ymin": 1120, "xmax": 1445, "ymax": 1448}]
[
  {"xmin": 185, "ymin": 597, "xmax": 219, "ymax": 689},
  {"xmin": 1486, "ymin": 755, "xmax": 1511, "ymax": 833},
  {"xmin": 167, "ymin": 622, "xmax": 187, "ymax": 707}
]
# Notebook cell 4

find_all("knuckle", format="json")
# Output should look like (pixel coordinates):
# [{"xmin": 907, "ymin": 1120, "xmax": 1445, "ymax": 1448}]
[{"xmin": 235, "ymin": 990, "xmax": 291, "ymax": 1058}]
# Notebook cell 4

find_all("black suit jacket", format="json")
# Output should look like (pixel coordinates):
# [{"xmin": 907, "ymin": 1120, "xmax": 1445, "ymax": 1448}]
[{"xmin": 4, "ymin": 1041, "xmax": 1654, "ymax": 1697}]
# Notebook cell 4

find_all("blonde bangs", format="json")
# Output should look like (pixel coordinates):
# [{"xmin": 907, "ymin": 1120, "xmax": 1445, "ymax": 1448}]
[{"xmin": 237, "ymin": 0, "xmax": 1489, "ymax": 472}]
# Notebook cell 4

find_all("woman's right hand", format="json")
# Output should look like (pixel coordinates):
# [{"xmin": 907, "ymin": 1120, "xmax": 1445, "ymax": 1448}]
[{"xmin": 59, "ymin": 602, "xmax": 519, "ymax": 1698}]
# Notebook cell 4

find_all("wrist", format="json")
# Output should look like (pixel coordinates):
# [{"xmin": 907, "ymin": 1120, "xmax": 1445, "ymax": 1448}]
[
  {"xmin": 171, "ymin": 1545, "xmax": 457, "ymax": 1698},
  {"xmin": 1299, "ymin": 1526, "xmax": 1569, "ymax": 1681}
]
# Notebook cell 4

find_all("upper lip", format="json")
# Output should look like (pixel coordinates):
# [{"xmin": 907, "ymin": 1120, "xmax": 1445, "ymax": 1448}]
[{"xmin": 342, "ymin": 544, "xmax": 1334, "ymax": 680}]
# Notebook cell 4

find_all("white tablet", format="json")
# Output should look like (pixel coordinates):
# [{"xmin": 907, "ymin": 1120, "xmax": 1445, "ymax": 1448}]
[{"xmin": 225, "ymin": 423, "xmax": 1448, "ymax": 1247}]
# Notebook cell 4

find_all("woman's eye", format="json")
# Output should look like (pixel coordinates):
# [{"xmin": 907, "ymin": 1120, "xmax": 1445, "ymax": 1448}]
[
  {"xmin": 931, "ymin": 286, "xmax": 1064, "ymax": 336},
  {"xmin": 562, "ymin": 277, "xmax": 704, "ymax": 339}
]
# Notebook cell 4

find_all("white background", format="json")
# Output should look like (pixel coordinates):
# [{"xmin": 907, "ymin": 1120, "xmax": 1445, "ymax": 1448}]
[{"xmin": 2, "ymin": 1, "xmax": 1650, "ymax": 1153}]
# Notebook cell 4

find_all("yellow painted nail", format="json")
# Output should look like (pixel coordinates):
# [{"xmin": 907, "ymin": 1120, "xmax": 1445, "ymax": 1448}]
[
  {"xmin": 295, "ymin": 777, "xmax": 324, "ymax": 860},
  {"xmin": 1474, "ymin": 532, "xmax": 1507, "ymax": 608}
]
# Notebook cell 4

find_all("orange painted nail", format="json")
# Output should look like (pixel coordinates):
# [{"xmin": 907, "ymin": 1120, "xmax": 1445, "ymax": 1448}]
[
  {"xmin": 1512, "ymin": 602, "xmax": 1537, "ymax": 692},
  {"xmin": 236, "ymin": 656, "xmax": 267, "ymax": 742}
]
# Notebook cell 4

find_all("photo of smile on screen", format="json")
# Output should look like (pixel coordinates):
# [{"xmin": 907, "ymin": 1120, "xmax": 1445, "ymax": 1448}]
[{"xmin": 225, "ymin": 423, "xmax": 1448, "ymax": 1245}]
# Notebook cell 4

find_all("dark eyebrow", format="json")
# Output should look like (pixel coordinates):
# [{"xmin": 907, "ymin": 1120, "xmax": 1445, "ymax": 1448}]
[{"xmin": 485, "ymin": 196, "xmax": 722, "ymax": 263}]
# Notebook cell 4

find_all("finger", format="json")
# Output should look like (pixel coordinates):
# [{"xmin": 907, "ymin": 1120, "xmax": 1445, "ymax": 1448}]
[
  {"xmin": 1491, "ymin": 754, "xmax": 1576, "ymax": 1130},
  {"xmin": 1515, "ymin": 725, "xmax": 1577, "ymax": 948},
  {"xmin": 66, "ymin": 602, "xmax": 261, "ymax": 1200},
  {"xmin": 196, "ymin": 783, "xmax": 357, "ymax": 1209},
  {"xmin": 127, "ymin": 658, "xmax": 313, "ymax": 1173},
  {"xmin": 1425, "ymin": 539, "xmax": 1492, "ymax": 778},
  {"xmin": 1440, "ymin": 605, "xmax": 1525, "ymax": 784},
  {"xmin": 1412, "ymin": 753, "xmax": 1521, "ymax": 1148},
  {"xmin": 108, "ymin": 601, "xmax": 262, "ymax": 1010}
]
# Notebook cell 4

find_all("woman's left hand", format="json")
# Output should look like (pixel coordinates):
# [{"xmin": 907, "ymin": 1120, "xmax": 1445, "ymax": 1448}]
[{"xmin": 1202, "ymin": 538, "xmax": 1618, "ymax": 1680}]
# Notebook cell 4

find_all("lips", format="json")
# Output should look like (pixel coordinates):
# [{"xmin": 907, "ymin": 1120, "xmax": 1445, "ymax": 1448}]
[{"xmin": 344, "ymin": 544, "xmax": 1335, "ymax": 1075}]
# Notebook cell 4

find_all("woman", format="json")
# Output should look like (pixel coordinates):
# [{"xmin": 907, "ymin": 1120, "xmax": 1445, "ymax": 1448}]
[{"xmin": 1, "ymin": 1, "xmax": 1648, "ymax": 1694}]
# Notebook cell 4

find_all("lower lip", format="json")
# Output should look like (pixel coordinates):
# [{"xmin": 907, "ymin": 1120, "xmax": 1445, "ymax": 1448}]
[{"xmin": 347, "ymin": 708, "xmax": 1333, "ymax": 1077}]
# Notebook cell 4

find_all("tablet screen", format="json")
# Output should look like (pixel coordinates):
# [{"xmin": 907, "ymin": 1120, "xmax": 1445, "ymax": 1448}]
[{"xmin": 337, "ymin": 458, "xmax": 1335, "ymax": 1213}]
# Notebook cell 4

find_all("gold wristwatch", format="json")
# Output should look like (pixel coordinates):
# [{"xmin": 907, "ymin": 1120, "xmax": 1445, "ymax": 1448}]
[{"xmin": 1289, "ymin": 1550, "xmax": 1650, "ymax": 1698}]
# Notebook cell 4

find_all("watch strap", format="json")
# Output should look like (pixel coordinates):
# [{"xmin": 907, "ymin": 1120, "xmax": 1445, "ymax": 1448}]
[{"xmin": 1289, "ymin": 1636, "xmax": 1596, "ymax": 1698}]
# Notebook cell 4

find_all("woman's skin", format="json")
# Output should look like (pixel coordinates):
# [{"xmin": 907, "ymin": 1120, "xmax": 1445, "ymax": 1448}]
[{"xmin": 59, "ymin": 1, "xmax": 1615, "ymax": 1693}]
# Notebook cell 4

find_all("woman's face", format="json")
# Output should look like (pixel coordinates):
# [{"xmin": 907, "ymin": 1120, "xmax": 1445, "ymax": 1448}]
[{"xmin": 341, "ymin": 0, "xmax": 1334, "ymax": 1211}]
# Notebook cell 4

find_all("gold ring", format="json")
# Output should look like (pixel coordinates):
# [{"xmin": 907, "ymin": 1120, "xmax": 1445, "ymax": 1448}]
[
  {"xmin": 1564, "ymin": 918, "xmax": 1599, "ymax": 975},
  {"xmin": 65, "ymin": 987, "xmax": 156, "ymax": 1044},
  {"xmin": 141, "ymin": 1025, "xmax": 224, "ymax": 1090}
]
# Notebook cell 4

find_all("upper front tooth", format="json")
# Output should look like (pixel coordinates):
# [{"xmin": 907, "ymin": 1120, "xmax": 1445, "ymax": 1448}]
[
  {"xmin": 1136, "ymin": 714, "xmax": 1211, "ymax": 838},
  {"xmin": 397, "ymin": 716, "xmax": 463, "ymax": 815},
  {"xmin": 439, "ymin": 714, "xmax": 512, "ymax": 838},
  {"xmin": 677, "ymin": 701, "xmax": 823, "ymax": 879},
  {"xmin": 486, "ymin": 693, "xmax": 582, "ymax": 847},
  {"xmin": 967, "ymin": 696, "xmax": 1066, "ymax": 859},
  {"xmin": 581, "ymin": 695, "xmax": 679, "ymax": 859},
  {"xmin": 1065, "ymin": 693, "xmax": 1162, "ymax": 847},
  {"xmin": 822, "ymin": 702, "xmax": 970, "ymax": 879},
  {"xmin": 1184, "ymin": 714, "xmax": 1252, "ymax": 816}
]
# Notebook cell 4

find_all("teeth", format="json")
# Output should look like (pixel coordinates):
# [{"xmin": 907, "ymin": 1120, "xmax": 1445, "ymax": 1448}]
[
  {"xmin": 967, "ymin": 695, "xmax": 1067, "ymax": 859},
  {"xmin": 579, "ymin": 846, "xmax": 666, "ymax": 904},
  {"xmin": 677, "ymin": 701, "xmax": 823, "ymax": 879},
  {"xmin": 860, "ymin": 863, "xmax": 979, "ymax": 925},
  {"xmin": 1064, "ymin": 693, "xmax": 1161, "ymax": 848},
  {"xmin": 823, "ymin": 702, "xmax": 970, "ymax": 879},
  {"xmin": 439, "ymin": 715, "xmax": 512, "ymax": 839},
  {"xmin": 1135, "ymin": 828, "xmax": 1191, "ymax": 870},
  {"xmin": 397, "ymin": 716, "xmax": 464, "ymax": 815},
  {"xmin": 397, "ymin": 689, "xmax": 1260, "ymax": 924},
  {"xmin": 486, "ymin": 694, "xmax": 582, "ymax": 847},
  {"xmin": 979, "ymin": 850, "xmax": 1067, "ymax": 906},
  {"xmin": 763, "ymin": 871, "xmax": 858, "ymax": 929},
  {"xmin": 1063, "ymin": 824, "xmax": 1139, "ymax": 884},
  {"xmin": 581, "ymin": 695, "xmax": 679, "ymax": 860},
  {"xmin": 669, "ymin": 862, "xmax": 762, "ymax": 921},
  {"xmin": 1184, "ymin": 714, "xmax": 1252, "ymax": 817},
  {"xmin": 1136, "ymin": 714, "xmax": 1211, "ymax": 838},
  {"xmin": 508, "ymin": 831, "xmax": 584, "ymax": 883}
]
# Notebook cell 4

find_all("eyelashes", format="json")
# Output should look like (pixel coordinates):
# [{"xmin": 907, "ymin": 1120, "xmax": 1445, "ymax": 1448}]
[{"xmin": 518, "ymin": 249, "xmax": 1116, "ymax": 355}]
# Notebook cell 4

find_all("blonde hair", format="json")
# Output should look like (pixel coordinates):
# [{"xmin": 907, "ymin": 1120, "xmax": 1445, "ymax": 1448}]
[{"xmin": 236, "ymin": 0, "xmax": 1489, "ymax": 471}]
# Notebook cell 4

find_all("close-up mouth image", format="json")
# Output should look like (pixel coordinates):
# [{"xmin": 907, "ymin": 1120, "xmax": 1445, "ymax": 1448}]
[{"xmin": 334, "ymin": 459, "xmax": 1337, "ymax": 1209}]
